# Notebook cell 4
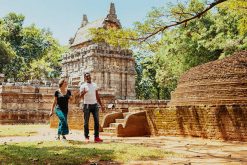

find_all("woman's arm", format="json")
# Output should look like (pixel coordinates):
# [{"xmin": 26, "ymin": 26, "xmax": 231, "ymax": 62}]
[
  {"xmin": 50, "ymin": 97, "xmax": 57, "ymax": 117},
  {"xmin": 96, "ymin": 90, "xmax": 105, "ymax": 112},
  {"xmin": 68, "ymin": 90, "xmax": 75, "ymax": 103}
]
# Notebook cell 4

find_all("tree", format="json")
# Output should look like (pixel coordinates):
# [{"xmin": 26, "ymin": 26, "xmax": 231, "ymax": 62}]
[
  {"xmin": 152, "ymin": 0, "xmax": 246, "ymax": 97},
  {"xmin": 0, "ymin": 13, "xmax": 65, "ymax": 81},
  {"xmin": 3, "ymin": 56, "xmax": 27, "ymax": 81},
  {"xmin": 92, "ymin": 0, "xmax": 247, "ymax": 99},
  {"xmin": 1, "ymin": 12, "xmax": 24, "ymax": 52},
  {"xmin": 219, "ymin": 0, "xmax": 247, "ymax": 35},
  {"xmin": 138, "ymin": 0, "xmax": 246, "ymax": 99},
  {"xmin": 0, "ymin": 41, "xmax": 15, "ymax": 73},
  {"xmin": 90, "ymin": 0, "xmax": 230, "ymax": 48}
]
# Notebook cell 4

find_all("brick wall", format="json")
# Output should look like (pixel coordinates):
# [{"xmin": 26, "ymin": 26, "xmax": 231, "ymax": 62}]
[
  {"xmin": 115, "ymin": 99, "xmax": 169, "ymax": 111},
  {"xmin": 150, "ymin": 105, "xmax": 247, "ymax": 141},
  {"xmin": 0, "ymin": 85, "xmax": 56, "ymax": 124}
]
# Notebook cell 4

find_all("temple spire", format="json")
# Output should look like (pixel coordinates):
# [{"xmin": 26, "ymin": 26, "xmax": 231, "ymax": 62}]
[
  {"xmin": 109, "ymin": 3, "xmax": 116, "ymax": 15},
  {"xmin": 105, "ymin": 3, "xmax": 121, "ymax": 28},
  {"xmin": 81, "ymin": 14, "xmax": 88, "ymax": 27}
]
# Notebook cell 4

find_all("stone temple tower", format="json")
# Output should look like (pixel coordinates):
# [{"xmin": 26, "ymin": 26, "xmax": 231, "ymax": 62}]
[{"xmin": 61, "ymin": 3, "xmax": 136, "ymax": 100}]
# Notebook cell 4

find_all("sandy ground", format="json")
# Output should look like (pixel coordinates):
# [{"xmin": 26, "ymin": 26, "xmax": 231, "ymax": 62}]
[{"xmin": 0, "ymin": 127, "xmax": 247, "ymax": 165}]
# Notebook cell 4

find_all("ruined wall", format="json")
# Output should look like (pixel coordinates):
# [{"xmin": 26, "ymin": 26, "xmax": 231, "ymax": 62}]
[
  {"xmin": 114, "ymin": 99, "xmax": 169, "ymax": 110},
  {"xmin": 148, "ymin": 51, "xmax": 247, "ymax": 141},
  {"xmin": 0, "ymin": 83, "xmax": 114, "ymax": 129},
  {"xmin": 149, "ymin": 105, "xmax": 247, "ymax": 141},
  {"xmin": 112, "ymin": 99, "xmax": 247, "ymax": 141},
  {"xmin": 0, "ymin": 83, "xmax": 115, "ymax": 127},
  {"xmin": 0, "ymin": 85, "xmax": 56, "ymax": 124}
]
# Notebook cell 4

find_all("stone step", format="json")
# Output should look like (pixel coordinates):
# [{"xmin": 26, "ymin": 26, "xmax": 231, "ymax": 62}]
[
  {"xmin": 128, "ymin": 107, "xmax": 146, "ymax": 113},
  {"xmin": 121, "ymin": 108, "xmax": 129, "ymax": 113},
  {"xmin": 113, "ymin": 108, "xmax": 129, "ymax": 113},
  {"xmin": 100, "ymin": 132, "xmax": 116, "ymax": 137},
  {"xmin": 110, "ymin": 123, "xmax": 122, "ymax": 128},
  {"xmin": 103, "ymin": 127, "xmax": 117, "ymax": 134},
  {"xmin": 115, "ymin": 119, "xmax": 125, "ymax": 124},
  {"xmin": 123, "ymin": 112, "xmax": 130, "ymax": 118}
]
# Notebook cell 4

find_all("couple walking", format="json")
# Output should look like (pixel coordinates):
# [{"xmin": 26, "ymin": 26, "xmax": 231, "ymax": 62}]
[{"xmin": 49, "ymin": 72, "xmax": 105, "ymax": 143}]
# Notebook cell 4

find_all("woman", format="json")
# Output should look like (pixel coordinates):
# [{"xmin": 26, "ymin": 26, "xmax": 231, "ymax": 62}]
[{"xmin": 50, "ymin": 79, "xmax": 72, "ymax": 140}]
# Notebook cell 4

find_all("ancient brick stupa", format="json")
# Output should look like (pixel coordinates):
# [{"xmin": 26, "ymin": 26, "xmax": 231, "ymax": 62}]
[{"xmin": 170, "ymin": 51, "xmax": 247, "ymax": 106}]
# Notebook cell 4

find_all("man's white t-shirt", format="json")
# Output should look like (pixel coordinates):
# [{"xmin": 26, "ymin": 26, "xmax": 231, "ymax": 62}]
[{"xmin": 80, "ymin": 82, "xmax": 98, "ymax": 104}]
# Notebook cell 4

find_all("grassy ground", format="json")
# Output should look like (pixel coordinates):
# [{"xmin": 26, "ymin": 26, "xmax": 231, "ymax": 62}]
[
  {"xmin": 0, "ymin": 140, "xmax": 175, "ymax": 164},
  {"xmin": 0, "ymin": 124, "xmax": 47, "ymax": 137}
]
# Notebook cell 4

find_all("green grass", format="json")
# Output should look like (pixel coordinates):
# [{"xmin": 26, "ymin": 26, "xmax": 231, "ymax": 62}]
[
  {"xmin": 0, "ymin": 124, "xmax": 48, "ymax": 137},
  {"xmin": 0, "ymin": 141, "xmax": 176, "ymax": 164}
]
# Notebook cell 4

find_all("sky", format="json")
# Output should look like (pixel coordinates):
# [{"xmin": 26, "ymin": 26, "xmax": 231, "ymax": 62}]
[{"xmin": 0, "ymin": 0, "xmax": 173, "ymax": 46}]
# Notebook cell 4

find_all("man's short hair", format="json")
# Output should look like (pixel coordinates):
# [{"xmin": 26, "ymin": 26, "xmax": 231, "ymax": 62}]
[{"xmin": 84, "ymin": 72, "xmax": 90, "ymax": 77}]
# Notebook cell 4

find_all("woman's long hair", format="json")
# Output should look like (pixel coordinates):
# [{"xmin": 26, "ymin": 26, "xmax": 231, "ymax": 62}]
[{"xmin": 58, "ymin": 79, "xmax": 66, "ymax": 88}]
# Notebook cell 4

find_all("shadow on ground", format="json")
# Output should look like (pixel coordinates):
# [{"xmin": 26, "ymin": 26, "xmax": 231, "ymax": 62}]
[{"xmin": 0, "ymin": 141, "xmax": 119, "ymax": 165}]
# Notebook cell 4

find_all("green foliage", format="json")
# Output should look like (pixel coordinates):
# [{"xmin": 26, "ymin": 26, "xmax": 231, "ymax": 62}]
[
  {"xmin": 2, "ymin": 56, "xmax": 27, "ymax": 81},
  {"xmin": 27, "ymin": 43, "xmax": 66, "ymax": 80},
  {"xmin": 1, "ymin": 12, "xmax": 24, "ymax": 50},
  {"xmin": 20, "ymin": 25, "xmax": 51, "ymax": 63},
  {"xmin": 152, "ymin": 1, "xmax": 246, "ymax": 97},
  {"xmin": 134, "ymin": 53, "xmax": 159, "ymax": 99},
  {"xmin": 97, "ymin": 0, "xmax": 247, "ymax": 100},
  {"xmin": 90, "ymin": 28, "xmax": 137, "ymax": 48},
  {"xmin": 0, "ymin": 13, "xmax": 65, "ymax": 81},
  {"xmin": 170, "ymin": 0, "xmax": 205, "ymax": 21},
  {"xmin": 0, "ymin": 41, "xmax": 15, "ymax": 72},
  {"xmin": 219, "ymin": 0, "xmax": 247, "ymax": 35}
]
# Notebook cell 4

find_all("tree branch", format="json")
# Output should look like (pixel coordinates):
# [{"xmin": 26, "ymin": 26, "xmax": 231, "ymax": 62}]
[{"xmin": 136, "ymin": 0, "xmax": 228, "ymax": 42}]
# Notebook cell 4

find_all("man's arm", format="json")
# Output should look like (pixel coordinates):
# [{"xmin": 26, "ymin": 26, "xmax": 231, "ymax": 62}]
[
  {"xmin": 79, "ymin": 84, "xmax": 87, "ymax": 99},
  {"xmin": 80, "ymin": 89, "xmax": 87, "ymax": 99},
  {"xmin": 96, "ymin": 90, "xmax": 105, "ymax": 112}
]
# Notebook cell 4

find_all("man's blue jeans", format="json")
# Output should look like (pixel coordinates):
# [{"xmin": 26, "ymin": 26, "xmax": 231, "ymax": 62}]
[{"xmin": 83, "ymin": 104, "xmax": 99, "ymax": 138}]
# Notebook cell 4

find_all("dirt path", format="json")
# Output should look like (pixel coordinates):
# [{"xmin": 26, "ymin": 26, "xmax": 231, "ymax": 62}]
[{"xmin": 0, "ymin": 127, "xmax": 247, "ymax": 164}]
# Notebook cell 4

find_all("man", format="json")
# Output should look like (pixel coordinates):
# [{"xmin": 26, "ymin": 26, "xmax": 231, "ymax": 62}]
[{"xmin": 80, "ymin": 72, "xmax": 105, "ymax": 142}]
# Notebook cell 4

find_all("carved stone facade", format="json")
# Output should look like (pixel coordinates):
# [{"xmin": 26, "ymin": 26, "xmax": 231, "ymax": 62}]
[{"xmin": 61, "ymin": 3, "xmax": 136, "ymax": 100}]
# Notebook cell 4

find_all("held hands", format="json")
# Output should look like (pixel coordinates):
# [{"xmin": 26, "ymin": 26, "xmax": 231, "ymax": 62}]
[
  {"xmin": 79, "ymin": 87, "xmax": 88, "ymax": 99},
  {"xmin": 49, "ymin": 111, "xmax": 53, "ymax": 117},
  {"xmin": 99, "ymin": 105, "xmax": 105, "ymax": 113}
]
